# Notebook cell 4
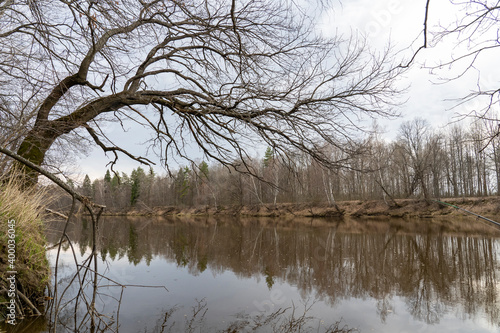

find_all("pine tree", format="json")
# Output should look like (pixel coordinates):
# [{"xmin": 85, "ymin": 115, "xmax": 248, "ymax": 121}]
[
  {"xmin": 199, "ymin": 161, "xmax": 209, "ymax": 180},
  {"xmin": 82, "ymin": 174, "xmax": 93, "ymax": 198},
  {"xmin": 174, "ymin": 166, "xmax": 191, "ymax": 205},
  {"xmin": 263, "ymin": 147, "xmax": 274, "ymax": 168},
  {"xmin": 104, "ymin": 169, "xmax": 112, "ymax": 183},
  {"xmin": 121, "ymin": 172, "xmax": 130, "ymax": 186},
  {"xmin": 111, "ymin": 173, "xmax": 120, "ymax": 189},
  {"xmin": 130, "ymin": 167, "xmax": 145, "ymax": 206}
]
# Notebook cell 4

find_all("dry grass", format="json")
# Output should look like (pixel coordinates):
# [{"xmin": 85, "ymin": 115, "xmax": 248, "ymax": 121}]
[{"xmin": 0, "ymin": 177, "xmax": 50, "ymax": 314}]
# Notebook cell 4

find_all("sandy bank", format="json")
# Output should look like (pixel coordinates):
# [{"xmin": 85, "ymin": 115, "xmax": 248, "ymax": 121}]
[{"xmin": 101, "ymin": 196, "xmax": 500, "ymax": 221}]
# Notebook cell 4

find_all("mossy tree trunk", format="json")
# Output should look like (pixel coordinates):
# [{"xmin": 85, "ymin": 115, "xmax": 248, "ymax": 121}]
[{"xmin": 15, "ymin": 131, "xmax": 58, "ymax": 187}]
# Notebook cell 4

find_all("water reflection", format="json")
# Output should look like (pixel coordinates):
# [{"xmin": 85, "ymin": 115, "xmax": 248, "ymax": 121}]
[{"xmin": 43, "ymin": 216, "xmax": 500, "ymax": 332}]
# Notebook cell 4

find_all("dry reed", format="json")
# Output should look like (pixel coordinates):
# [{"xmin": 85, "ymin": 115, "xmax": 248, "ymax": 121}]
[{"xmin": 0, "ymin": 177, "xmax": 50, "ymax": 319}]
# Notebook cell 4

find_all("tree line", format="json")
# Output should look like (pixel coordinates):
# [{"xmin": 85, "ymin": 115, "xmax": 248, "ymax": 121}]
[
  {"xmin": 0, "ymin": 0, "xmax": 403, "ymax": 187},
  {"xmin": 67, "ymin": 117, "xmax": 500, "ymax": 211},
  {"xmin": 2, "ymin": 0, "xmax": 497, "ymax": 197}
]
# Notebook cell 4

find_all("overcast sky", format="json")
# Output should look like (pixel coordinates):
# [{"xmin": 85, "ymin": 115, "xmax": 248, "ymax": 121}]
[{"xmin": 71, "ymin": 0, "xmax": 499, "ymax": 181}]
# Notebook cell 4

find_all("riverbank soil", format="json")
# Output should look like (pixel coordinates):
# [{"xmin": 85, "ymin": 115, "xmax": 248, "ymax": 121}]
[{"xmin": 105, "ymin": 196, "xmax": 500, "ymax": 220}]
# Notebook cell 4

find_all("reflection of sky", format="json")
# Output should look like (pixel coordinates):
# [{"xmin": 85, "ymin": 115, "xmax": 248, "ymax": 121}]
[
  {"xmin": 47, "ymin": 245, "xmax": 500, "ymax": 333},
  {"xmin": 333, "ymin": 297, "xmax": 496, "ymax": 333}
]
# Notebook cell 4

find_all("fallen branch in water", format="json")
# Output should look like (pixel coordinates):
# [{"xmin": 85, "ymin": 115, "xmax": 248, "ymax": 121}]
[
  {"xmin": 16, "ymin": 289, "xmax": 42, "ymax": 316},
  {"xmin": 0, "ymin": 287, "xmax": 41, "ymax": 318},
  {"xmin": 433, "ymin": 199, "xmax": 500, "ymax": 228},
  {"xmin": 45, "ymin": 208, "xmax": 69, "ymax": 220}
]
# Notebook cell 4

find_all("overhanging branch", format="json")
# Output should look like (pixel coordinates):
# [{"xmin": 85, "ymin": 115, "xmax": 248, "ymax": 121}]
[
  {"xmin": 0, "ymin": 145, "xmax": 104, "ymax": 208},
  {"xmin": 84, "ymin": 124, "xmax": 155, "ymax": 168},
  {"xmin": 400, "ymin": 0, "xmax": 431, "ymax": 68}
]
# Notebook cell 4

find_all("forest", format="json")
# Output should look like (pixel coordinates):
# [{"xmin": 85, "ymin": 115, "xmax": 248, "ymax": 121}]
[
  {"xmin": 1, "ymin": 1, "xmax": 500, "ymax": 331},
  {"xmin": 70, "ymin": 117, "xmax": 500, "ymax": 212}
]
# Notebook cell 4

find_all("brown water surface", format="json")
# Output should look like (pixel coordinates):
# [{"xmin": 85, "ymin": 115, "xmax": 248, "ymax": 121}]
[{"xmin": 9, "ymin": 216, "xmax": 500, "ymax": 332}]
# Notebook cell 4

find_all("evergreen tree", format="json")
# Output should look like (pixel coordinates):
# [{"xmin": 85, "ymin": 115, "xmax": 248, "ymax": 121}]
[
  {"xmin": 121, "ymin": 172, "xmax": 130, "ymax": 186},
  {"xmin": 263, "ymin": 147, "xmax": 274, "ymax": 168},
  {"xmin": 82, "ymin": 174, "xmax": 93, "ymax": 198},
  {"xmin": 130, "ymin": 167, "xmax": 146, "ymax": 206},
  {"xmin": 111, "ymin": 173, "xmax": 120, "ymax": 189},
  {"xmin": 104, "ymin": 169, "xmax": 112, "ymax": 183},
  {"xmin": 174, "ymin": 166, "xmax": 191, "ymax": 205},
  {"xmin": 199, "ymin": 161, "xmax": 209, "ymax": 180}
]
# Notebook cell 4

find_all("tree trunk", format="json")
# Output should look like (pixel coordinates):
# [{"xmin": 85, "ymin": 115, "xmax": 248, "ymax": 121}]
[{"xmin": 13, "ymin": 129, "xmax": 59, "ymax": 187}]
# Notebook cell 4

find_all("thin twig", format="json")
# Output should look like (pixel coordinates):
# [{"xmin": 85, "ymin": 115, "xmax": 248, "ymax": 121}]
[{"xmin": 400, "ymin": 0, "xmax": 431, "ymax": 68}]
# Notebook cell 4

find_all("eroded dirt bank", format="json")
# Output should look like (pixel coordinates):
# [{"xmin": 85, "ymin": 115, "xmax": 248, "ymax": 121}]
[{"xmin": 103, "ymin": 196, "xmax": 500, "ymax": 220}]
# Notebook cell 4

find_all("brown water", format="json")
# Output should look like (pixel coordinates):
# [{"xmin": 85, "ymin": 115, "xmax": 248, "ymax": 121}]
[{"xmin": 10, "ymin": 216, "xmax": 500, "ymax": 332}]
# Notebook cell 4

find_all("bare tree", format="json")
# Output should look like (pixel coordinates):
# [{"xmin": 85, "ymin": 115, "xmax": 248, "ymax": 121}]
[
  {"xmin": 397, "ymin": 118, "xmax": 432, "ymax": 200},
  {"xmin": 0, "ymin": 0, "xmax": 403, "ymax": 185},
  {"xmin": 483, "ymin": 114, "xmax": 500, "ymax": 194},
  {"xmin": 423, "ymin": 1, "xmax": 500, "ymax": 133}
]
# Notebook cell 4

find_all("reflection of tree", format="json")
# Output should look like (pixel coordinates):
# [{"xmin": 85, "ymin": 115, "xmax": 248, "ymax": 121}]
[
  {"xmin": 79, "ymin": 218, "xmax": 90, "ymax": 257},
  {"xmin": 264, "ymin": 266, "xmax": 275, "ymax": 290},
  {"xmin": 376, "ymin": 296, "xmax": 394, "ymax": 324},
  {"xmin": 128, "ymin": 224, "xmax": 140, "ymax": 265},
  {"xmin": 46, "ymin": 217, "xmax": 500, "ymax": 327},
  {"xmin": 197, "ymin": 255, "xmax": 208, "ymax": 273},
  {"xmin": 398, "ymin": 235, "xmax": 499, "ymax": 325},
  {"xmin": 173, "ymin": 230, "xmax": 190, "ymax": 267}
]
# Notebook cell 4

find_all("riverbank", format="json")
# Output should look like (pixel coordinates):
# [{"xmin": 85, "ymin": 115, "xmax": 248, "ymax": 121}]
[
  {"xmin": 0, "ymin": 181, "xmax": 49, "ymax": 323},
  {"xmin": 102, "ymin": 196, "xmax": 500, "ymax": 220}
]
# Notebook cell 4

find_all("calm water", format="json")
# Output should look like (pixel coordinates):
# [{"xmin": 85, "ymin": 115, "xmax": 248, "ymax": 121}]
[{"xmin": 7, "ymin": 216, "xmax": 500, "ymax": 332}]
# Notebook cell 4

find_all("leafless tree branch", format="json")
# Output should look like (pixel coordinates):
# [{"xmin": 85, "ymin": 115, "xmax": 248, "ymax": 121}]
[{"xmin": 1, "ymin": 0, "xmax": 404, "ymax": 184}]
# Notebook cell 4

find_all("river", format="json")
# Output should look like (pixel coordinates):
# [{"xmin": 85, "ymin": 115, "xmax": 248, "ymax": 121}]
[{"xmin": 7, "ymin": 215, "xmax": 500, "ymax": 332}]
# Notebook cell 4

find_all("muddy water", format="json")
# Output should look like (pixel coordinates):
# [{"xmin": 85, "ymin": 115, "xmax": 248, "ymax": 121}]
[{"xmin": 37, "ymin": 217, "xmax": 500, "ymax": 332}]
